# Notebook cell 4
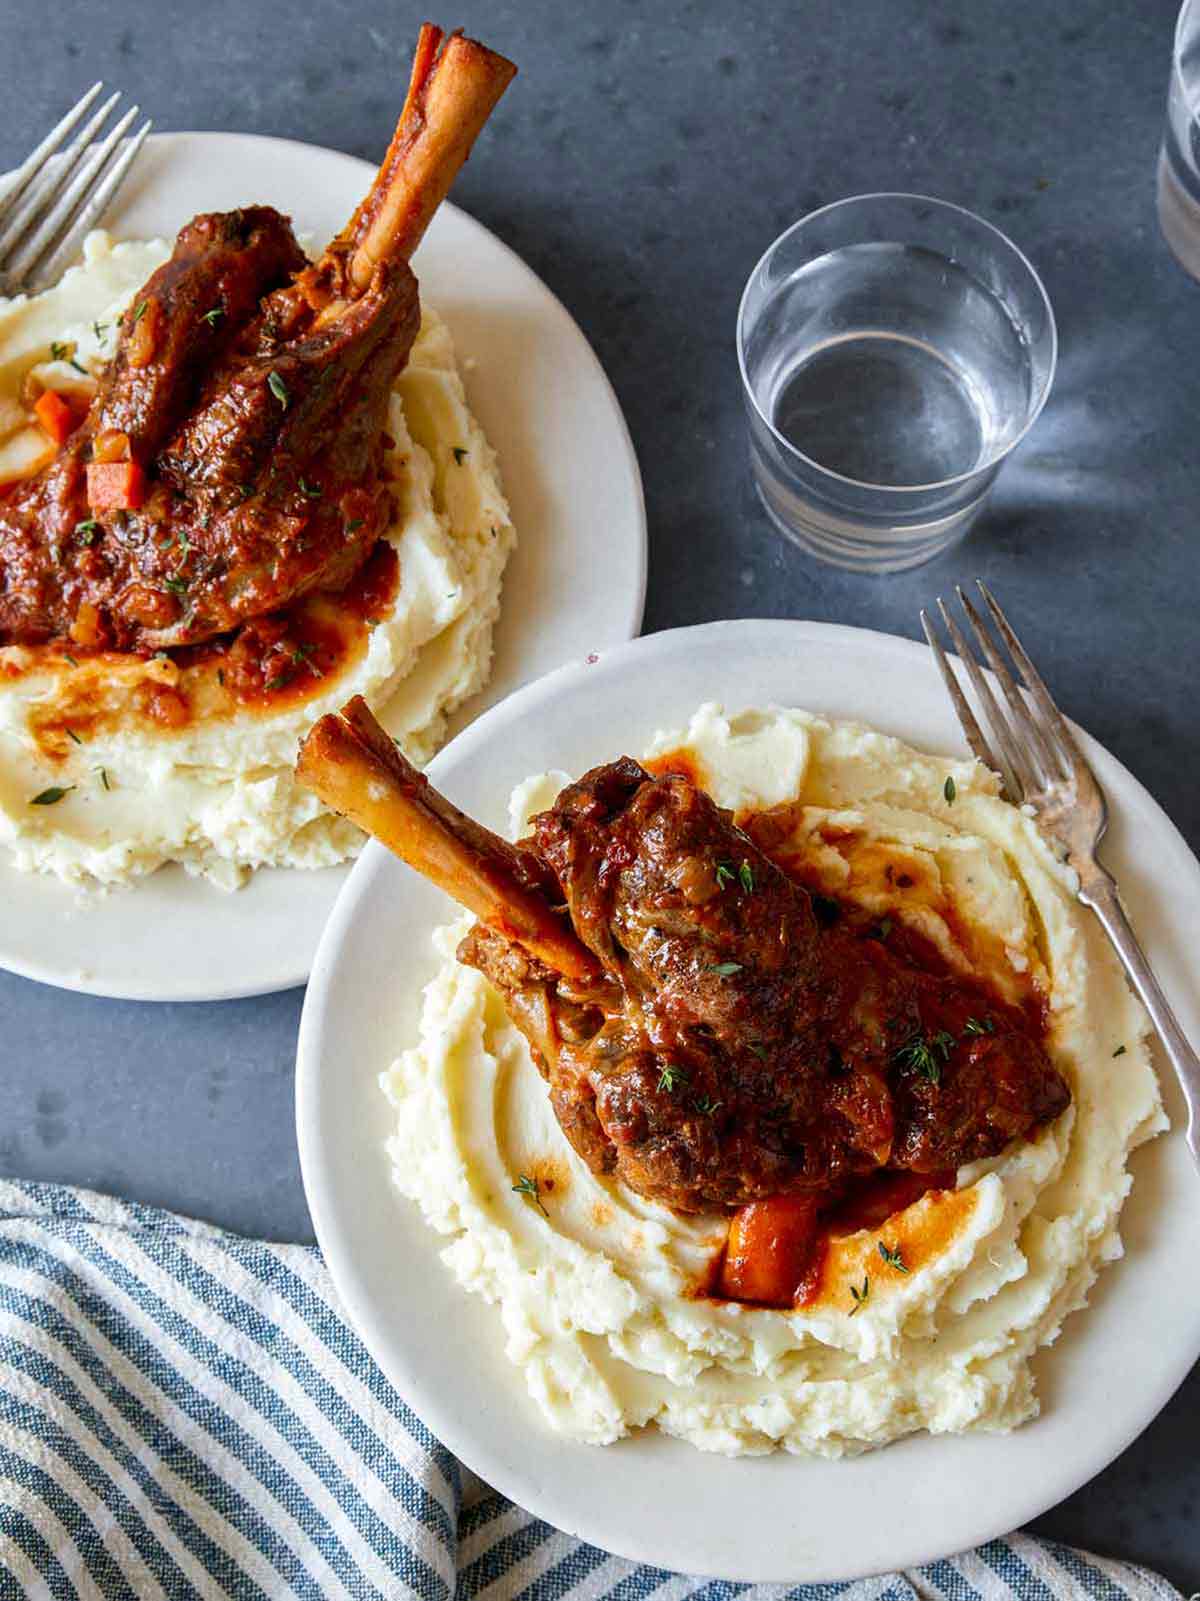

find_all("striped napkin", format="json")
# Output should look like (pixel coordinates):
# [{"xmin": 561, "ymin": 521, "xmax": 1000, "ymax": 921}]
[{"xmin": 0, "ymin": 1180, "xmax": 1180, "ymax": 1601}]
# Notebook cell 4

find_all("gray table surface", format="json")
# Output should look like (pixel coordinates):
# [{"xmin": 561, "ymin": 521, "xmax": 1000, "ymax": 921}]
[{"xmin": 3, "ymin": 0, "xmax": 1198, "ymax": 1586}]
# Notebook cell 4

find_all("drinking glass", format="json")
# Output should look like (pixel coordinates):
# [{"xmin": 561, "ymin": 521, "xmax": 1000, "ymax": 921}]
[
  {"xmin": 737, "ymin": 194, "xmax": 1057, "ymax": 574},
  {"xmin": 1158, "ymin": 0, "xmax": 1200, "ymax": 280}
]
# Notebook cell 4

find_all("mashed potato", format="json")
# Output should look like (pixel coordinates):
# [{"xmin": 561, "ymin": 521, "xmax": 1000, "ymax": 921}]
[
  {"xmin": 382, "ymin": 704, "xmax": 1164, "ymax": 1456},
  {"xmin": 0, "ymin": 231, "xmax": 514, "ymax": 888}
]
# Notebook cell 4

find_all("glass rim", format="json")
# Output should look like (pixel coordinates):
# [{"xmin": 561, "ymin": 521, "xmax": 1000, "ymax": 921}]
[
  {"xmin": 735, "ymin": 191, "xmax": 1059, "ymax": 496},
  {"xmin": 1175, "ymin": 0, "xmax": 1199, "ymax": 86}
]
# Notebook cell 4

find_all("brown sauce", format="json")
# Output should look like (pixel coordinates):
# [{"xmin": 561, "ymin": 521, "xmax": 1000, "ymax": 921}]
[
  {"xmin": 16, "ymin": 538, "xmax": 401, "ymax": 757},
  {"xmin": 680, "ymin": 799, "xmax": 1052, "ymax": 1312}
]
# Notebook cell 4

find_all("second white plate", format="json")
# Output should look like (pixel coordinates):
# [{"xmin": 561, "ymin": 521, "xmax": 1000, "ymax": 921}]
[
  {"xmin": 297, "ymin": 618, "xmax": 1200, "ymax": 1584},
  {"xmin": 0, "ymin": 131, "xmax": 646, "ymax": 1001}
]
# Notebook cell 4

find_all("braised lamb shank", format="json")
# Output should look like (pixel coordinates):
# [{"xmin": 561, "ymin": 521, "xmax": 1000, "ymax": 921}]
[
  {"xmin": 0, "ymin": 26, "xmax": 515, "ymax": 652},
  {"xmin": 297, "ymin": 698, "xmax": 1070, "ymax": 1221}
]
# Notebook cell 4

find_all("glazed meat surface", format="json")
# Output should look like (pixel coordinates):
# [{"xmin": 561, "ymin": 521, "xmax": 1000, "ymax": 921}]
[
  {"xmin": 460, "ymin": 757, "xmax": 1070, "ymax": 1213},
  {"xmin": 0, "ymin": 209, "xmax": 415, "ymax": 651},
  {"xmin": 0, "ymin": 25, "xmax": 516, "ymax": 654}
]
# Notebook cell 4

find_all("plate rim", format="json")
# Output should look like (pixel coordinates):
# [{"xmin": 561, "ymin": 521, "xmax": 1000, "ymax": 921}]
[
  {"xmin": 296, "ymin": 616, "xmax": 1200, "ymax": 1583},
  {"xmin": 0, "ymin": 128, "xmax": 647, "ymax": 1002}
]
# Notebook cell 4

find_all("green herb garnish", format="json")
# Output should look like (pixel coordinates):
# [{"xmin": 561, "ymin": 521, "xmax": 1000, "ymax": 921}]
[
  {"xmin": 65, "ymin": 727, "xmax": 82, "ymax": 745},
  {"xmin": 894, "ymin": 1029, "xmax": 955, "ymax": 1085},
  {"xmin": 95, "ymin": 766, "xmax": 110, "ymax": 791},
  {"xmin": 131, "ymin": 300, "xmax": 148, "ymax": 326},
  {"xmin": 943, "ymin": 775, "xmax": 957, "ymax": 804},
  {"xmin": 31, "ymin": 785, "xmax": 73, "ymax": 806},
  {"xmin": 163, "ymin": 576, "xmax": 189, "ymax": 595},
  {"xmin": 267, "ymin": 370, "xmax": 289, "ymax": 407},
  {"xmin": 878, "ymin": 1242, "xmax": 908, "ymax": 1273},
  {"xmin": 963, "ymin": 1016, "xmax": 995, "ymax": 1037},
  {"xmin": 92, "ymin": 320, "xmax": 108, "ymax": 341},
  {"xmin": 848, "ymin": 1275, "xmax": 871, "ymax": 1316},
  {"xmin": 693, "ymin": 1094, "xmax": 722, "ymax": 1116},
  {"xmin": 264, "ymin": 670, "xmax": 293, "ymax": 692},
  {"xmin": 748, "ymin": 1042, "xmax": 769, "ymax": 1061},
  {"xmin": 62, "ymin": 653, "xmax": 79, "ymax": 667},
  {"xmin": 451, "ymin": 446, "xmax": 467, "ymax": 465},
  {"xmin": 512, "ymin": 1173, "xmax": 548, "ymax": 1217},
  {"xmin": 875, "ymin": 917, "xmax": 893, "ymax": 940},
  {"xmin": 75, "ymin": 518, "xmax": 98, "ymax": 544},
  {"xmin": 738, "ymin": 859, "xmax": 755, "ymax": 894},
  {"xmin": 1112, "ymin": 1044, "xmax": 1127, "ymax": 1057},
  {"xmin": 714, "ymin": 860, "xmax": 735, "ymax": 891},
  {"xmin": 707, "ymin": 961, "xmax": 743, "ymax": 977},
  {"xmin": 202, "ymin": 307, "xmax": 224, "ymax": 326},
  {"xmin": 657, "ymin": 1063, "xmax": 690, "ymax": 1094},
  {"xmin": 345, "ymin": 517, "xmax": 364, "ymax": 533},
  {"xmin": 298, "ymin": 477, "xmax": 322, "ymax": 499},
  {"xmin": 50, "ymin": 341, "xmax": 68, "ymax": 362}
]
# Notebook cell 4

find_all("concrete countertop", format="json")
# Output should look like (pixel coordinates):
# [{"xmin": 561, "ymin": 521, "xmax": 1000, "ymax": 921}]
[{"xmin": 2, "ymin": 0, "xmax": 1196, "ymax": 1585}]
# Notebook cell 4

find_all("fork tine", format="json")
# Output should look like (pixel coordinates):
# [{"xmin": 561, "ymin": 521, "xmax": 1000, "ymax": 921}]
[
  {"xmin": 955, "ymin": 584, "xmax": 1063, "ymax": 787},
  {"xmin": 7, "ymin": 104, "xmax": 141, "ymax": 285},
  {"xmin": 0, "ymin": 82, "xmax": 104, "ymax": 233},
  {"xmin": 975, "ymin": 581, "xmax": 1084, "ymax": 778},
  {"xmin": 935, "ymin": 596, "xmax": 1029, "ymax": 799},
  {"xmin": 0, "ymin": 91, "xmax": 122, "ymax": 266},
  {"xmin": 30, "ymin": 121, "xmax": 151, "ymax": 293},
  {"xmin": 919, "ymin": 608, "xmax": 1001, "ymax": 775}
]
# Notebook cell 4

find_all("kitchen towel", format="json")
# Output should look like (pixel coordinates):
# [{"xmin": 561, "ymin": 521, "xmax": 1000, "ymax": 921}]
[{"xmin": 0, "ymin": 1179, "xmax": 1181, "ymax": 1601}]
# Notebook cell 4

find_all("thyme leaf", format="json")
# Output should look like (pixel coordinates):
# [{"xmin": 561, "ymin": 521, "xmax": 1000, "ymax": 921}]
[{"xmin": 512, "ymin": 1173, "xmax": 548, "ymax": 1217}]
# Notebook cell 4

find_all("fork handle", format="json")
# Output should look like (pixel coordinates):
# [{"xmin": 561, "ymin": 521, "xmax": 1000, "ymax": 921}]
[{"xmin": 1078, "ymin": 864, "xmax": 1200, "ymax": 1163}]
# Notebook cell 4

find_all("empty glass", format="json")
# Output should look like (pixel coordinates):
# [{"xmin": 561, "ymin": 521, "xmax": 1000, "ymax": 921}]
[
  {"xmin": 1159, "ymin": 0, "xmax": 1200, "ymax": 280},
  {"xmin": 737, "ymin": 194, "xmax": 1057, "ymax": 573}
]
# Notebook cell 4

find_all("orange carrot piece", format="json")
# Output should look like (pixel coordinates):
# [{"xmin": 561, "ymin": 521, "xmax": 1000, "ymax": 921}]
[
  {"xmin": 86, "ymin": 460, "xmax": 146, "ymax": 512},
  {"xmin": 33, "ymin": 389, "xmax": 77, "ymax": 445},
  {"xmin": 719, "ymin": 1195, "xmax": 822, "ymax": 1307}
]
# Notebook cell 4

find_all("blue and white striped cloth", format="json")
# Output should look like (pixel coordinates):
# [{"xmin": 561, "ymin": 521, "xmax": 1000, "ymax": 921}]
[{"xmin": 0, "ymin": 1180, "xmax": 1181, "ymax": 1601}]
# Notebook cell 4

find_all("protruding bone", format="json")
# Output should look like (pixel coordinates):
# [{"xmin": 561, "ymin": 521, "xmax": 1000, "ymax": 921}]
[
  {"xmin": 345, "ymin": 26, "xmax": 516, "ymax": 289},
  {"xmin": 296, "ymin": 696, "xmax": 599, "ymax": 982}
]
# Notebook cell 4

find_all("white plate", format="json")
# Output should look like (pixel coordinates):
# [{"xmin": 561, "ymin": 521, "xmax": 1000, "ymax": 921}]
[
  {"xmin": 297, "ymin": 618, "xmax": 1200, "ymax": 1584},
  {"xmin": 0, "ymin": 132, "xmax": 646, "ymax": 1001}
]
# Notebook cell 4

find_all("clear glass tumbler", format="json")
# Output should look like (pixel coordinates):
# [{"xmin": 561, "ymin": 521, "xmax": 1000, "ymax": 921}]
[
  {"xmin": 737, "ymin": 194, "xmax": 1057, "ymax": 574},
  {"xmin": 1158, "ymin": 0, "xmax": 1200, "ymax": 280}
]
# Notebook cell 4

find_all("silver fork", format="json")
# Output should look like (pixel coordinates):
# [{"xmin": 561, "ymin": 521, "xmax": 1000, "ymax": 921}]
[
  {"xmin": 922, "ymin": 580, "xmax": 1200, "ymax": 1172},
  {"xmin": 0, "ymin": 83, "xmax": 152, "ymax": 297}
]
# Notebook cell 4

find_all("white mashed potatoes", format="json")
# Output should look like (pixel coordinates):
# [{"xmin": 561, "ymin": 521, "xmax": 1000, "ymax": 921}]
[
  {"xmin": 383, "ymin": 704, "xmax": 1164, "ymax": 1456},
  {"xmin": 0, "ymin": 231, "xmax": 514, "ymax": 888}
]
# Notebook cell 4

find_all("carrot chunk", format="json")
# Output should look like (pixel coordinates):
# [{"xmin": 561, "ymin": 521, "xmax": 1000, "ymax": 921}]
[
  {"xmin": 720, "ymin": 1195, "xmax": 822, "ymax": 1307},
  {"xmin": 86, "ymin": 460, "xmax": 146, "ymax": 512},
  {"xmin": 33, "ymin": 389, "xmax": 77, "ymax": 445}
]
